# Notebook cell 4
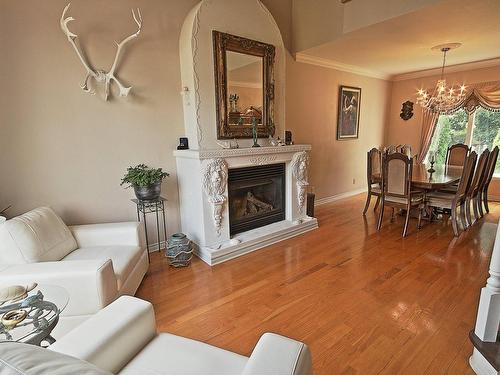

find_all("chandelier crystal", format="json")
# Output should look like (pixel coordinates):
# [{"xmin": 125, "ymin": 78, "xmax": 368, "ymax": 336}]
[{"xmin": 416, "ymin": 45, "xmax": 467, "ymax": 114}]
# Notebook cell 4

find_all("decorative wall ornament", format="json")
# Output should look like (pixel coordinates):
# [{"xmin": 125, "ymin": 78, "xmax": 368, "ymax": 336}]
[
  {"xmin": 60, "ymin": 3, "xmax": 142, "ymax": 101},
  {"xmin": 400, "ymin": 100, "xmax": 414, "ymax": 121},
  {"xmin": 249, "ymin": 155, "xmax": 277, "ymax": 166},
  {"xmin": 291, "ymin": 151, "xmax": 310, "ymax": 215},
  {"xmin": 202, "ymin": 158, "xmax": 228, "ymax": 235},
  {"xmin": 191, "ymin": 5, "xmax": 204, "ymax": 146}
]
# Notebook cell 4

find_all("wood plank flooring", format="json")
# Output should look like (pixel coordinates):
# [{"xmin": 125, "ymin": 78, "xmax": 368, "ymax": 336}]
[{"xmin": 136, "ymin": 194, "xmax": 499, "ymax": 374}]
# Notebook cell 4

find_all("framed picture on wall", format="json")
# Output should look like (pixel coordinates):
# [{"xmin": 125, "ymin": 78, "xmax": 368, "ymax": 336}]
[{"xmin": 337, "ymin": 86, "xmax": 361, "ymax": 140}]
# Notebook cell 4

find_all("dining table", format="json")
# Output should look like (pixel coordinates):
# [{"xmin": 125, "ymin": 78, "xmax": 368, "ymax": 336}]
[
  {"xmin": 374, "ymin": 163, "xmax": 463, "ymax": 191},
  {"xmin": 409, "ymin": 164, "xmax": 463, "ymax": 190}
]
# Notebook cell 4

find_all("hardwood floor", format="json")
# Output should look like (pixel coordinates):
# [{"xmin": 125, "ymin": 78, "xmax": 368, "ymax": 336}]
[{"xmin": 136, "ymin": 194, "xmax": 499, "ymax": 374}]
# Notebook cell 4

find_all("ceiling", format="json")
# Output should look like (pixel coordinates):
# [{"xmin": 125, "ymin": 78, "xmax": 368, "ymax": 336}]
[{"xmin": 298, "ymin": 0, "xmax": 500, "ymax": 79}]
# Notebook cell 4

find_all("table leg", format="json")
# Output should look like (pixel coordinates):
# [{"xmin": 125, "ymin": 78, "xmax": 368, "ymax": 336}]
[
  {"xmin": 155, "ymin": 201, "xmax": 160, "ymax": 253},
  {"xmin": 142, "ymin": 207, "xmax": 150, "ymax": 263},
  {"xmin": 162, "ymin": 201, "xmax": 167, "ymax": 252}
]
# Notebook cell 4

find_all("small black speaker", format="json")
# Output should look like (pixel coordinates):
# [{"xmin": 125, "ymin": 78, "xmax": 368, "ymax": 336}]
[{"xmin": 177, "ymin": 137, "xmax": 189, "ymax": 150}]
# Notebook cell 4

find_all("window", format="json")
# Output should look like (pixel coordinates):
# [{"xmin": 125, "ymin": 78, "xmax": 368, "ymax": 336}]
[{"xmin": 427, "ymin": 108, "xmax": 500, "ymax": 175}]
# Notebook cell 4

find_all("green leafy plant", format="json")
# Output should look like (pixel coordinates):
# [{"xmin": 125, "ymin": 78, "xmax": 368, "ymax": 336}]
[{"xmin": 121, "ymin": 164, "xmax": 169, "ymax": 188}]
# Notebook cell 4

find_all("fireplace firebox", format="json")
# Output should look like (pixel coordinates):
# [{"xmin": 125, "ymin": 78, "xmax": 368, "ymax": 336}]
[{"xmin": 228, "ymin": 163, "xmax": 286, "ymax": 235}]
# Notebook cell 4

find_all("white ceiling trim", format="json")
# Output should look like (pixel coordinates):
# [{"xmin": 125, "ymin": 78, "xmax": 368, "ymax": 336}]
[
  {"xmin": 390, "ymin": 57, "xmax": 500, "ymax": 82},
  {"xmin": 295, "ymin": 53, "xmax": 391, "ymax": 81}
]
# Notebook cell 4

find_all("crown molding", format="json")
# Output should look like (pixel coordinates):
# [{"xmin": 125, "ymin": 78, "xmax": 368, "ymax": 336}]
[
  {"xmin": 295, "ymin": 53, "xmax": 391, "ymax": 81},
  {"xmin": 295, "ymin": 53, "xmax": 500, "ymax": 82},
  {"xmin": 390, "ymin": 57, "xmax": 500, "ymax": 82}
]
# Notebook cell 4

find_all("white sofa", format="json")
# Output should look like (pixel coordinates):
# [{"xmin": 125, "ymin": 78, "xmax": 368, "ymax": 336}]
[
  {"xmin": 0, "ymin": 296, "xmax": 312, "ymax": 374},
  {"xmin": 0, "ymin": 207, "xmax": 148, "ymax": 334}
]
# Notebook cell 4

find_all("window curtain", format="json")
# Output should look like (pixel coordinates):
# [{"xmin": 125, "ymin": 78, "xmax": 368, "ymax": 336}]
[
  {"xmin": 418, "ymin": 80, "xmax": 500, "ymax": 162},
  {"xmin": 417, "ymin": 109, "xmax": 439, "ymax": 163}
]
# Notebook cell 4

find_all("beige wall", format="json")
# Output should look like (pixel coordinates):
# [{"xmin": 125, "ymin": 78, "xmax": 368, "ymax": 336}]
[
  {"xmin": 286, "ymin": 55, "xmax": 392, "ymax": 201},
  {"xmin": 0, "ymin": 0, "xmax": 396, "ymax": 231},
  {"xmin": 386, "ymin": 64, "xmax": 500, "ymax": 197},
  {"xmin": 0, "ymin": 0, "xmax": 292, "ymax": 231}
]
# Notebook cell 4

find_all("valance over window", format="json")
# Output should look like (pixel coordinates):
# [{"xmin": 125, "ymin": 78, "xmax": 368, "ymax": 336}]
[
  {"xmin": 451, "ymin": 81, "xmax": 500, "ymax": 114},
  {"xmin": 418, "ymin": 80, "xmax": 500, "ymax": 163}
]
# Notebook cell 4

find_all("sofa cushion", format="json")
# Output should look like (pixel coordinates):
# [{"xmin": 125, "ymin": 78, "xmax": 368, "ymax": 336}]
[
  {"xmin": 118, "ymin": 333, "xmax": 248, "ymax": 375},
  {"xmin": 0, "ymin": 207, "xmax": 77, "ymax": 264},
  {"xmin": 0, "ymin": 342, "xmax": 111, "ymax": 375},
  {"xmin": 62, "ymin": 246, "xmax": 143, "ymax": 290}
]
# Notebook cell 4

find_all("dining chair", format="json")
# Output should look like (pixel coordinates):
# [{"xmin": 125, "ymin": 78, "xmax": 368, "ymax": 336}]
[
  {"xmin": 385, "ymin": 145, "xmax": 397, "ymax": 155},
  {"xmin": 398, "ymin": 144, "xmax": 412, "ymax": 157},
  {"xmin": 481, "ymin": 146, "xmax": 499, "ymax": 214},
  {"xmin": 466, "ymin": 149, "xmax": 490, "ymax": 226},
  {"xmin": 376, "ymin": 153, "xmax": 424, "ymax": 237},
  {"xmin": 427, "ymin": 151, "xmax": 477, "ymax": 236},
  {"xmin": 445, "ymin": 143, "xmax": 470, "ymax": 167},
  {"xmin": 363, "ymin": 148, "xmax": 382, "ymax": 215}
]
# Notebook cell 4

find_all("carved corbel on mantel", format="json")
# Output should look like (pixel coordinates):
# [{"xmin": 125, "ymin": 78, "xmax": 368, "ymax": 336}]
[
  {"xmin": 202, "ymin": 158, "xmax": 228, "ymax": 235},
  {"xmin": 291, "ymin": 151, "xmax": 310, "ymax": 215}
]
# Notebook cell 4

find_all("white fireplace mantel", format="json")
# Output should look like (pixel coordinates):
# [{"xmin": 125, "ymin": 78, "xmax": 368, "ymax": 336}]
[
  {"xmin": 173, "ymin": 144, "xmax": 318, "ymax": 265},
  {"xmin": 173, "ymin": 144, "xmax": 311, "ymax": 160}
]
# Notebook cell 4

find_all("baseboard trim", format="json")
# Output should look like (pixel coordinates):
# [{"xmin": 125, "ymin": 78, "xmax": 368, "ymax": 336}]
[
  {"xmin": 147, "ymin": 240, "xmax": 166, "ymax": 253},
  {"xmin": 315, "ymin": 188, "xmax": 367, "ymax": 206}
]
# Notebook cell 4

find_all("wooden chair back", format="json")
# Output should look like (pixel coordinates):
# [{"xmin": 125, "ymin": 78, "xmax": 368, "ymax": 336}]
[
  {"xmin": 384, "ymin": 145, "xmax": 397, "ymax": 155},
  {"xmin": 382, "ymin": 153, "xmax": 412, "ymax": 199},
  {"xmin": 483, "ymin": 146, "xmax": 499, "ymax": 188},
  {"xmin": 446, "ymin": 143, "xmax": 469, "ymax": 167},
  {"xmin": 456, "ymin": 151, "xmax": 477, "ymax": 201},
  {"xmin": 470, "ymin": 149, "xmax": 490, "ymax": 196},
  {"xmin": 398, "ymin": 144, "xmax": 412, "ymax": 157},
  {"xmin": 367, "ymin": 148, "xmax": 381, "ymax": 185}
]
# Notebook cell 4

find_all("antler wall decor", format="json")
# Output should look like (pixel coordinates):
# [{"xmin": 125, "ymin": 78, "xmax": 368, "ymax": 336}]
[{"xmin": 60, "ymin": 3, "xmax": 142, "ymax": 100}]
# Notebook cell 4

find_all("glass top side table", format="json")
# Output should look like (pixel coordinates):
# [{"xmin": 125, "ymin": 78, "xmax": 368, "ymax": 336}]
[{"xmin": 0, "ymin": 284, "xmax": 68, "ymax": 346}]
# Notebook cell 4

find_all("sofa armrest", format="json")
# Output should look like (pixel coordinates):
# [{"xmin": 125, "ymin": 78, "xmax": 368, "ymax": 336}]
[
  {"xmin": 0, "ymin": 260, "xmax": 117, "ymax": 316},
  {"xmin": 49, "ymin": 296, "xmax": 156, "ymax": 374},
  {"xmin": 69, "ymin": 222, "xmax": 145, "ymax": 248},
  {"xmin": 242, "ymin": 333, "xmax": 312, "ymax": 375}
]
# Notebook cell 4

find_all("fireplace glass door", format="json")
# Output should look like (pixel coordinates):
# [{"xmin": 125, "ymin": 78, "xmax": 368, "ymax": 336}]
[{"xmin": 228, "ymin": 163, "xmax": 285, "ymax": 235}]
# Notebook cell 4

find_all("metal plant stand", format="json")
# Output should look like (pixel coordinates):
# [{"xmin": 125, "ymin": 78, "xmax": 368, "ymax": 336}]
[{"xmin": 132, "ymin": 197, "xmax": 167, "ymax": 262}]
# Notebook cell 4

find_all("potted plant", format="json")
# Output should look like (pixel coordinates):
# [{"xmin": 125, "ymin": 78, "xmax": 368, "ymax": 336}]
[{"xmin": 121, "ymin": 164, "xmax": 169, "ymax": 201}]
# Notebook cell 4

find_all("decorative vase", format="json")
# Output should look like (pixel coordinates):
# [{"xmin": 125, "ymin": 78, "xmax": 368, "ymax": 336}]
[
  {"xmin": 166, "ymin": 233, "xmax": 193, "ymax": 267},
  {"xmin": 133, "ymin": 181, "xmax": 161, "ymax": 201}
]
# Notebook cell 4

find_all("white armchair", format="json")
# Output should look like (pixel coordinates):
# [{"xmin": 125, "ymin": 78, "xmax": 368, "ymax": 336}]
[
  {"xmin": 46, "ymin": 296, "xmax": 312, "ymax": 375},
  {"xmin": 0, "ymin": 207, "xmax": 148, "ymax": 334}
]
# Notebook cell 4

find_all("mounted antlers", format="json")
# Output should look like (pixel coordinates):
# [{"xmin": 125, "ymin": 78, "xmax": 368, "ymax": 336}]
[{"xmin": 60, "ymin": 3, "xmax": 142, "ymax": 100}]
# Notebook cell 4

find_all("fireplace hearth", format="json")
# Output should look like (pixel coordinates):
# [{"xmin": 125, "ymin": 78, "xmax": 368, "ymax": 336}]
[{"xmin": 228, "ymin": 163, "xmax": 285, "ymax": 235}]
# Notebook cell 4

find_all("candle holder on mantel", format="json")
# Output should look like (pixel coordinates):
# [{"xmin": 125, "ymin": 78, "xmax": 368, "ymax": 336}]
[{"xmin": 251, "ymin": 116, "xmax": 260, "ymax": 148}]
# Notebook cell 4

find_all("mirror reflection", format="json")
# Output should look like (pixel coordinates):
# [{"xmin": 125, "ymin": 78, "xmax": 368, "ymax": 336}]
[{"xmin": 226, "ymin": 51, "xmax": 263, "ymax": 126}]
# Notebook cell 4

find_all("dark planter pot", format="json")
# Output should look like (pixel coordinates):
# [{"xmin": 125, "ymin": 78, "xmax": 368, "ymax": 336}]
[{"xmin": 133, "ymin": 181, "xmax": 162, "ymax": 201}]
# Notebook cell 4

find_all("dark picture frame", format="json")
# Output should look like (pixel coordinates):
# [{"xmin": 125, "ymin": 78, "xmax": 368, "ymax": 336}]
[
  {"xmin": 337, "ymin": 86, "xmax": 361, "ymax": 140},
  {"xmin": 213, "ymin": 31, "xmax": 276, "ymax": 139}
]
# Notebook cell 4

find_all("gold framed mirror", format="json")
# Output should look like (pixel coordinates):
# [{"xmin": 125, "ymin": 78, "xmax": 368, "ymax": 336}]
[{"xmin": 213, "ymin": 31, "xmax": 275, "ymax": 139}]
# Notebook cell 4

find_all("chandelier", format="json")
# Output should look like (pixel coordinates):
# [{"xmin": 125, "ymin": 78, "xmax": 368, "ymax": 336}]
[{"xmin": 416, "ymin": 43, "xmax": 467, "ymax": 114}]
